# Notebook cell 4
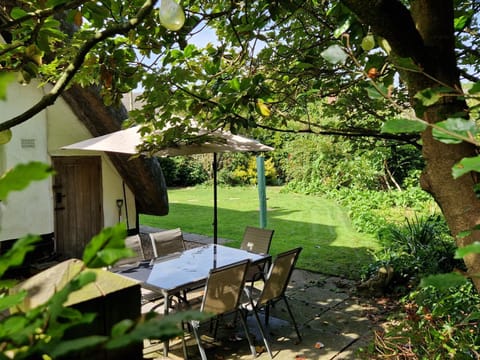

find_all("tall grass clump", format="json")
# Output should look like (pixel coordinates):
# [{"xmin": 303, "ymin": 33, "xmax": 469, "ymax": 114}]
[{"xmin": 361, "ymin": 215, "xmax": 463, "ymax": 294}]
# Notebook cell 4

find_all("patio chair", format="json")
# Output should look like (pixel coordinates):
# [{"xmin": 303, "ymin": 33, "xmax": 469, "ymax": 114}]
[
  {"xmin": 143, "ymin": 228, "xmax": 188, "ymax": 306},
  {"xmin": 240, "ymin": 226, "xmax": 274, "ymax": 254},
  {"xmin": 240, "ymin": 226, "xmax": 274, "ymax": 287},
  {"xmin": 181, "ymin": 259, "xmax": 257, "ymax": 360},
  {"xmin": 242, "ymin": 247, "xmax": 303, "ymax": 359},
  {"xmin": 114, "ymin": 235, "xmax": 145, "ymax": 266},
  {"xmin": 149, "ymin": 228, "xmax": 185, "ymax": 258}
]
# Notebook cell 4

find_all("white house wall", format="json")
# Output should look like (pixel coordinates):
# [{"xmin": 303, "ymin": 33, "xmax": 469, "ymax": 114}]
[
  {"xmin": 0, "ymin": 80, "xmax": 137, "ymax": 242},
  {"xmin": 47, "ymin": 90, "xmax": 137, "ymax": 233},
  {"xmin": 0, "ymin": 82, "xmax": 53, "ymax": 239}
]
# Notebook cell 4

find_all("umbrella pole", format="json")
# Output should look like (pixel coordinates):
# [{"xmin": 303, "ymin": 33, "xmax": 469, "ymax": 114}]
[{"xmin": 213, "ymin": 152, "xmax": 218, "ymax": 245}]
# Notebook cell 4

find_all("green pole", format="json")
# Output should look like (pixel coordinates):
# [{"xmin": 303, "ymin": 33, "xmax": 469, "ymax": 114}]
[{"xmin": 256, "ymin": 156, "xmax": 267, "ymax": 228}]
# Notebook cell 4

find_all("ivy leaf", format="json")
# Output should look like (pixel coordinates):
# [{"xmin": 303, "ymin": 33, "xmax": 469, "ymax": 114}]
[
  {"xmin": 420, "ymin": 272, "xmax": 468, "ymax": 290},
  {"xmin": 381, "ymin": 118, "xmax": 426, "ymax": 134},
  {"xmin": 456, "ymin": 242, "xmax": 480, "ymax": 258},
  {"xmin": 432, "ymin": 117, "xmax": 476, "ymax": 144},
  {"xmin": 452, "ymin": 156, "xmax": 480, "ymax": 179},
  {"xmin": 321, "ymin": 45, "xmax": 348, "ymax": 65}
]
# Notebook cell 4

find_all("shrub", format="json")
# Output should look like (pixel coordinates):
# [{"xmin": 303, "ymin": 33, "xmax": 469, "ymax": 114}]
[
  {"xmin": 362, "ymin": 215, "xmax": 464, "ymax": 293},
  {"xmin": 373, "ymin": 282, "xmax": 480, "ymax": 359},
  {"xmin": 158, "ymin": 156, "xmax": 208, "ymax": 186},
  {"xmin": 218, "ymin": 155, "xmax": 277, "ymax": 186}
]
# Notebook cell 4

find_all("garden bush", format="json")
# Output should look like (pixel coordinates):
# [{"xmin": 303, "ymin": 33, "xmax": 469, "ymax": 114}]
[
  {"xmin": 371, "ymin": 282, "xmax": 480, "ymax": 359},
  {"xmin": 158, "ymin": 156, "xmax": 208, "ymax": 186},
  {"xmin": 361, "ymin": 215, "xmax": 464, "ymax": 294},
  {"xmin": 218, "ymin": 153, "xmax": 277, "ymax": 186}
]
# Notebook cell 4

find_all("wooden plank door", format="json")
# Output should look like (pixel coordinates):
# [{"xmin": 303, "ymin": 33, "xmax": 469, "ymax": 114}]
[{"xmin": 52, "ymin": 156, "xmax": 103, "ymax": 259}]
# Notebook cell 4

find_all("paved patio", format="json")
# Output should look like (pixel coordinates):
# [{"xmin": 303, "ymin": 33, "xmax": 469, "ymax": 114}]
[{"xmin": 139, "ymin": 227, "xmax": 391, "ymax": 359}]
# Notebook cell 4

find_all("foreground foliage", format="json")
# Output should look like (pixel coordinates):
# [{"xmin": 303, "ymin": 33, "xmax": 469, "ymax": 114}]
[
  {"xmin": 369, "ymin": 282, "xmax": 480, "ymax": 359},
  {"xmin": 0, "ymin": 163, "xmax": 204, "ymax": 359}
]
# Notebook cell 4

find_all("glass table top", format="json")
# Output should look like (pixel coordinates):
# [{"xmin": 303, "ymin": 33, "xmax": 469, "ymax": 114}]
[{"xmin": 115, "ymin": 244, "xmax": 269, "ymax": 293}]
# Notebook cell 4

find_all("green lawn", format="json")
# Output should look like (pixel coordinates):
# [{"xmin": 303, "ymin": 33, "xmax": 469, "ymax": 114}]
[{"xmin": 140, "ymin": 186, "xmax": 380, "ymax": 280}]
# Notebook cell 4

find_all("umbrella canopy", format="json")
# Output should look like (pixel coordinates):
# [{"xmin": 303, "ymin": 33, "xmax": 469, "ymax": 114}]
[
  {"xmin": 62, "ymin": 125, "xmax": 273, "ymax": 155},
  {"xmin": 63, "ymin": 125, "xmax": 273, "ymax": 244}
]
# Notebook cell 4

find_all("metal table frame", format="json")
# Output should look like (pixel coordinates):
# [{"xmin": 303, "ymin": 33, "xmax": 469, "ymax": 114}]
[{"xmin": 114, "ymin": 244, "xmax": 271, "ymax": 356}]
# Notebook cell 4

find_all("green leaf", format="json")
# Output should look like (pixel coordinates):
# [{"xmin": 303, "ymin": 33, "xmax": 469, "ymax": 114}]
[
  {"xmin": 0, "ymin": 315, "xmax": 28, "ymax": 337},
  {"xmin": 106, "ymin": 311, "xmax": 207, "ymax": 349},
  {"xmin": 420, "ymin": 272, "xmax": 468, "ymax": 290},
  {"xmin": 454, "ymin": 14, "xmax": 471, "ymax": 31},
  {"xmin": 0, "ymin": 72, "xmax": 16, "ymax": 101},
  {"xmin": 0, "ymin": 291, "xmax": 27, "ymax": 312},
  {"xmin": 50, "ymin": 336, "xmax": 108, "ymax": 358},
  {"xmin": 333, "ymin": 17, "xmax": 351, "ymax": 38},
  {"xmin": 110, "ymin": 319, "xmax": 135, "ymax": 338},
  {"xmin": 456, "ymin": 242, "xmax": 480, "ymax": 258},
  {"xmin": 0, "ymin": 162, "xmax": 54, "ymax": 200},
  {"xmin": 432, "ymin": 117, "xmax": 476, "ymax": 144},
  {"xmin": 366, "ymin": 84, "xmax": 388, "ymax": 100},
  {"xmin": 0, "ymin": 235, "xmax": 41, "ymax": 278},
  {"xmin": 468, "ymin": 81, "xmax": 480, "ymax": 94},
  {"xmin": 10, "ymin": 7, "xmax": 27, "ymax": 19},
  {"xmin": 96, "ymin": 248, "xmax": 136, "ymax": 265},
  {"xmin": 183, "ymin": 44, "xmax": 197, "ymax": 58},
  {"xmin": 395, "ymin": 57, "xmax": 420, "ymax": 72},
  {"xmin": 381, "ymin": 118, "xmax": 427, "ymax": 134},
  {"xmin": 321, "ymin": 45, "xmax": 348, "ymax": 65},
  {"xmin": 452, "ymin": 156, "xmax": 480, "ymax": 179},
  {"xmin": 82, "ymin": 224, "xmax": 128, "ymax": 268},
  {"xmin": 229, "ymin": 78, "xmax": 241, "ymax": 92},
  {"xmin": 414, "ymin": 87, "xmax": 451, "ymax": 106}
]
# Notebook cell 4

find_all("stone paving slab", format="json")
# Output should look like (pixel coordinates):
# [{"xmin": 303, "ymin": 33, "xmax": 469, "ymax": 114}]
[{"xmin": 138, "ymin": 229, "xmax": 386, "ymax": 359}]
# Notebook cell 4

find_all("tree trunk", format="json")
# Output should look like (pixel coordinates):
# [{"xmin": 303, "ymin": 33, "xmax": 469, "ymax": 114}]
[{"xmin": 343, "ymin": 0, "xmax": 480, "ymax": 290}]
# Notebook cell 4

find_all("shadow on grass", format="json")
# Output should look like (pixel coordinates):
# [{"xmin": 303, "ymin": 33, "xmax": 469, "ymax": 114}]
[{"xmin": 141, "ymin": 203, "xmax": 376, "ymax": 280}]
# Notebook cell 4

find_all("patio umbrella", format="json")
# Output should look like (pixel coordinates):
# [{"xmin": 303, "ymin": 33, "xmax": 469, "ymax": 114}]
[{"xmin": 62, "ymin": 125, "xmax": 273, "ymax": 245}]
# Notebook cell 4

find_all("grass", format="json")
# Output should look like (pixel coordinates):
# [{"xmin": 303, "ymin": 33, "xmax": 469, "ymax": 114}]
[{"xmin": 140, "ymin": 185, "xmax": 380, "ymax": 280}]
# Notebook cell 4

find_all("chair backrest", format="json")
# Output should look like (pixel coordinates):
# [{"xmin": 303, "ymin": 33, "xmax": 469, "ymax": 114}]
[
  {"xmin": 240, "ymin": 226, "xmax": 274, "ymax": 254},
  {"xmin": 257, "ymin": 247, "xmax": 302, "ymax": 307},
  {"xmin": 149, "ymin": 228, "xmax": 185, "ymax": 258},
  {"xmin": 115, "ymin": 235, "xmax": 145, "ymax": 266},
  {"xmin": 201, "ymin": 260, "xmax": 250, "ymax": 315}
]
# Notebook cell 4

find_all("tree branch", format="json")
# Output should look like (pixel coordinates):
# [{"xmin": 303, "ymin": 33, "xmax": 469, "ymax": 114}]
[
  {"xmin": 0, "ymin": 0, "xmax": 89, "ymax": 31},
  {"xmin": 340, "ymin": 0, "xmax": 426, "ymax": 62},
  {"xmin": 255, "ymin": 123, "xmax": 421, "ymax": 148},
  {"xmin": 0, "ymin": 0, "xmax": 158, "ymax": 131}
]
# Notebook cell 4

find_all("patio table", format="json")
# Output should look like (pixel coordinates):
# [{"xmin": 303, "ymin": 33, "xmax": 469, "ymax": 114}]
[{"xmin": 113, "ymin": 243, "xmax": 271, "ymax": 356}]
